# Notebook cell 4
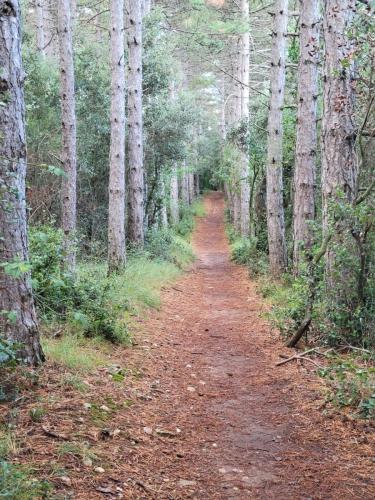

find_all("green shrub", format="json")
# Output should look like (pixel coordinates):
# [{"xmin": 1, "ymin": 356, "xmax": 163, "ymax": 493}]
[
  {"xmin": 28, "ymin": 225, "xmax": 71, "ymax": 316},
  {"xmin": 258, "ymin": 275, "xmax": 309, "ymax": 339},
  {"xmin": 318, "ymin": 357, "xmax": 375, "ymax": 419},
  {"xmin": 29, "ymin": 225, "xmax": 124, "ymax": 343},
  {"xmin": 175, "ymin": 200, "xmax": 205, "ymax": 238},
  {"xmin": 145, "ymin": 228, "xmax": 194, "ymax": 268},
  {"xmin": 29, "ymin": 221, "xmax": 195, "ymax": 346},
  {"xmin": 231, "ymin": 237, "xmax": 253, "ymax": 265},
  {"xmin": 230, "ymin": 235, "xmax": 268, "ymax": 276}
]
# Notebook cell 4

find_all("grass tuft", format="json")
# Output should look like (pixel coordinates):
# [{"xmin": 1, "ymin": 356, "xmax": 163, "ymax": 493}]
[{"xmin": 42, "ymin": 335, "xmax": 107, "ymax": 372}]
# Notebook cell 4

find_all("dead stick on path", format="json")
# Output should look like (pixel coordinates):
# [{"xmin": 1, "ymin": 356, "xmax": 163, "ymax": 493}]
[{"xmin": 276, "ymin": 348, "xmax": 316, "ymax": 366}]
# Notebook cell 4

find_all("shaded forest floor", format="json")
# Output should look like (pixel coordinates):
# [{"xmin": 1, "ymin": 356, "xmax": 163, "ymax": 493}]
[{"xmin": 2, "ymin": 193, "xmax": 374, "ymax": 499}]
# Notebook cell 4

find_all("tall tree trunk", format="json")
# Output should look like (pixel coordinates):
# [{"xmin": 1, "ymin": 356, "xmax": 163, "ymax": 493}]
[
  {"xmin": 188, "ymin": 172, "xmax": 195, "ymax": 205},
  {"xmin": 194, "ymin": 173, "xmax": 200, "ymax": 197},
  {"xmin": 0, "ymin": 0, "xmax": 44, "ymax": 366},
  {"xmin": 238, "ymin": 0, "xmax": 250, "ymax": 237},
  {"xmin": 160, "ymin": 178, "xmax": 168, "ymax": 228},
  {"xmin": 126, "ymin": 0, "xmax": 144, "ymax": 247},
  {"xmin": 58, "ymin": 0, "xmax": 77, "ymax": 274},
  {"xmin": 321, "ymin": 0, "xmax": 358, "ymax": 282},
  {"xmin": 108, "ymin": 0, "xmax": 126, "ymax": 273},
  {"xmin": 292, "ymin": 0, "xmax": 320, "ymax": 274},
  {"xmin": 170, "ymin": 164, "xmax": 179, "ymax": 225},
  {"xmin": 35, "ymin": 0, "xmax": 45, "ymax": 55},
  {"xmin": 266, "ymin": 0, "xmax": 288, "ymax": 276},
  {"xmin": 181, "ymin": 164, "xmax": 190, "ymax": 206}
]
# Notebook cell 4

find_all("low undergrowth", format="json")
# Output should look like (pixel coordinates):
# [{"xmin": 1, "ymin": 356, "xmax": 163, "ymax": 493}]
[
  {"xmin": 226, "ymin": 223, "xmax": 375, "ymax": 420},
  {"xmin": 24, "ymin": 201, "xmax": 200, "ymax": 371},
  {"xmin": 318, "ymin": 355, "xmax": 375, "ymax": 420},
  {"xmin": 0, "ymin": 203, "xmax": 201, "ymax": 498},
  {"xmin": 0, "ymin": 425, "xmax": 52, "ymax": 499}
]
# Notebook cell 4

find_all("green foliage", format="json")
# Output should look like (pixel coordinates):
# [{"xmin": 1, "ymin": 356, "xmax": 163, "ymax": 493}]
[
  {"xmin": 0, "ymin": 339, "xmax": 19, "ymax": 368},
  {"xmin": 230, "ymin": 235, "xmax": 268, "ymax": 277},
  {"xmin": 231, "ymin": 237, "xmax": 253, "ymax": 265},
  {"xmin": 29, "ymin": 407, "xmax": 46, "ymax": 423},
  {"xmin": 145, "ymin": 229, "xmax": 194, "ymax": 268},
  {"xmin": 314, "ymin": 196, "xmax": 375, "ymax": 347},
  {"xmin": 175, "ymin": 201, "xmax": 205, "ymax": 239},
  {"xmin": 319, "ymin": 357, "xmax": 375, "ymax": 419},
  {"xmin": 29, "ymin": 225, "xmax": 126, "ymax": 343},
  {"xmin": 0, "ymin": 461, "xmax": 51, "ymax": 499},
  {"xmin": 258, "ymin": 275, "xmax": 309, "ymax": 339}
]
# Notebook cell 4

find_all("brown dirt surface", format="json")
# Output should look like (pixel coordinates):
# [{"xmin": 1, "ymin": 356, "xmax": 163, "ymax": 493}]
[{"xmin": 2, "ymin": 192, "xmax": 374, "ymax": 499}]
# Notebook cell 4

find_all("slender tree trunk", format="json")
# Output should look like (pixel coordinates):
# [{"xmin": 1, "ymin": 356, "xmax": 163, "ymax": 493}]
[
  {"xmin": 188, "ymin": 172, "xmax": 195, "ymax": 204},
  {"xmin": 220, "ymin": 77, "xmax": 226, "ymax": 141},
  {"xmin": 108, "ymin": 0, "xmax": 126, "ymax": 273},
  {"xmin": 292, "ymin": 0, "xmax": 320, "ymax": 274},
  {"xmin": 266, "ymin": 0, "xmax": 288, "ymax": 276},
  {"xmin": 181, "ymin": 164, "xmax": 190, "ymax": 206},
  {"xmin": 232, "ymin": 37, "xmax": 242, "ymax": 234},
  {"xmin": 44, "ymin": 0, "xmax": 57, "ymax": 58},
  {"xmin": 35, "ymin": 0, "xmax": 45, "ymax": 55},
  {"xmin": 194, "ymin": 173, "xmax": 200, "ymax": 197},
  {"xmin": 170, "ymin": 163, "xmax": 179, "ymax": 225},
  {"xmin": 126, "ymin": 0, "xmax": 144, "ymax": 247},
  {"xmin": 0, "ymin": 0, "xmax": 44, "ymax": 365},
  {"xmin": 58, "ymin": 0, "xmax": 77, "ymax": 274},
  {"xmin": 239, "ymin": 0, "xmax": 250, "ymax": 237},
  {"xmin": 160, "ymin": 179, "xmax": 168, "ymax": 228},
  {"xmin": 321, "ymin": 0, "xmax": 358, "ymax": 283}
]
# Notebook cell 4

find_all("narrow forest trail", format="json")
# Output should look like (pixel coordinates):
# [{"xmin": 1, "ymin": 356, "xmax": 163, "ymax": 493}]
[{"xmin": 109, "ymin": 192, "xmax": 373, "ymax": 499}]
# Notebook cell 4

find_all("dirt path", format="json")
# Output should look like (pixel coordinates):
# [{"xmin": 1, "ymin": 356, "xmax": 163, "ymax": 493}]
[
  {"xmin": 13, "ymin": 193, "xmax": 373, "ymax": 499},
  {"xmin": 114, "ymin": 193, "xmax": 373, "ymax": 499}
]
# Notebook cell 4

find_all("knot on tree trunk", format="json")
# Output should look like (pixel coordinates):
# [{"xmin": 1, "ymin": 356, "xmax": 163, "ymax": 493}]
[{"xmin": 0, "ymin": 1, "xmax": 16, "ymax": 17}]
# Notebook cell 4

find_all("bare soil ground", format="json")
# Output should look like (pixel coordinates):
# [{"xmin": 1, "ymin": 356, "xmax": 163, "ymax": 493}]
[{"xmin": 3, "ymin": 192, "xmax": 374, "ymax": 499}]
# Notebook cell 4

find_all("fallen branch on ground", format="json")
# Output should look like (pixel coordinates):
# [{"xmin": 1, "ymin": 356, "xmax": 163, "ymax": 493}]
[{"xmin": 276, "ymin": 348, "xmax": 316, "ymax": 366}]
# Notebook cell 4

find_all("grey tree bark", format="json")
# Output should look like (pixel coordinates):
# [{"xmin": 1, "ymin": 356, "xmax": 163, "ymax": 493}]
[
  {"xmin": 292, "ymin": 0, "xmax": 320, "ymax": 274},
  {"xmin": 266, "ymin": 0, "xmax": 288, "ymax": 276},
  {"xmin": 35, "ymin": 0, "xmax": 45, "ymax": 55},
  {"xmin": 58, "ymin": 0, "xmax": 77, "ymax": 274},
  {"xmin": 142, "ymin": 0, "xmax": 152, "ymax": 17},
  {"xmin": 194, "ymin": 173, "xmax": 200, "ymax": 197},
  {"xmin": 108, "ymin": 0, "xmax": 126, "ymax": 273},
  {"xmin": 0, "ymin": 0, "xmax": 44, "ymax": 365},
  {"xmin": 181, "ymin": 164, "xmax": 190, "ymax": 206},
  {"xmin": 160, "ymin": 178, "xmax": 168, "ymax": 228},
  {"xmin": 238, "ymin": 0, "xmax": 250, "ymax": 237},
  {"xmin": 321, "ymin": 0, "xmax": 358, "ymax": 281},
  {"xmin": 126, "ymin": 0, "xmax": 145, "ymax": 247},
  {"xmin": 188, "ymin": 172, "xmax": 195, "ymax": 205},
  {"xmin": 170, "ymin": 166, "xmax": 179, "ymax": 225}
]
